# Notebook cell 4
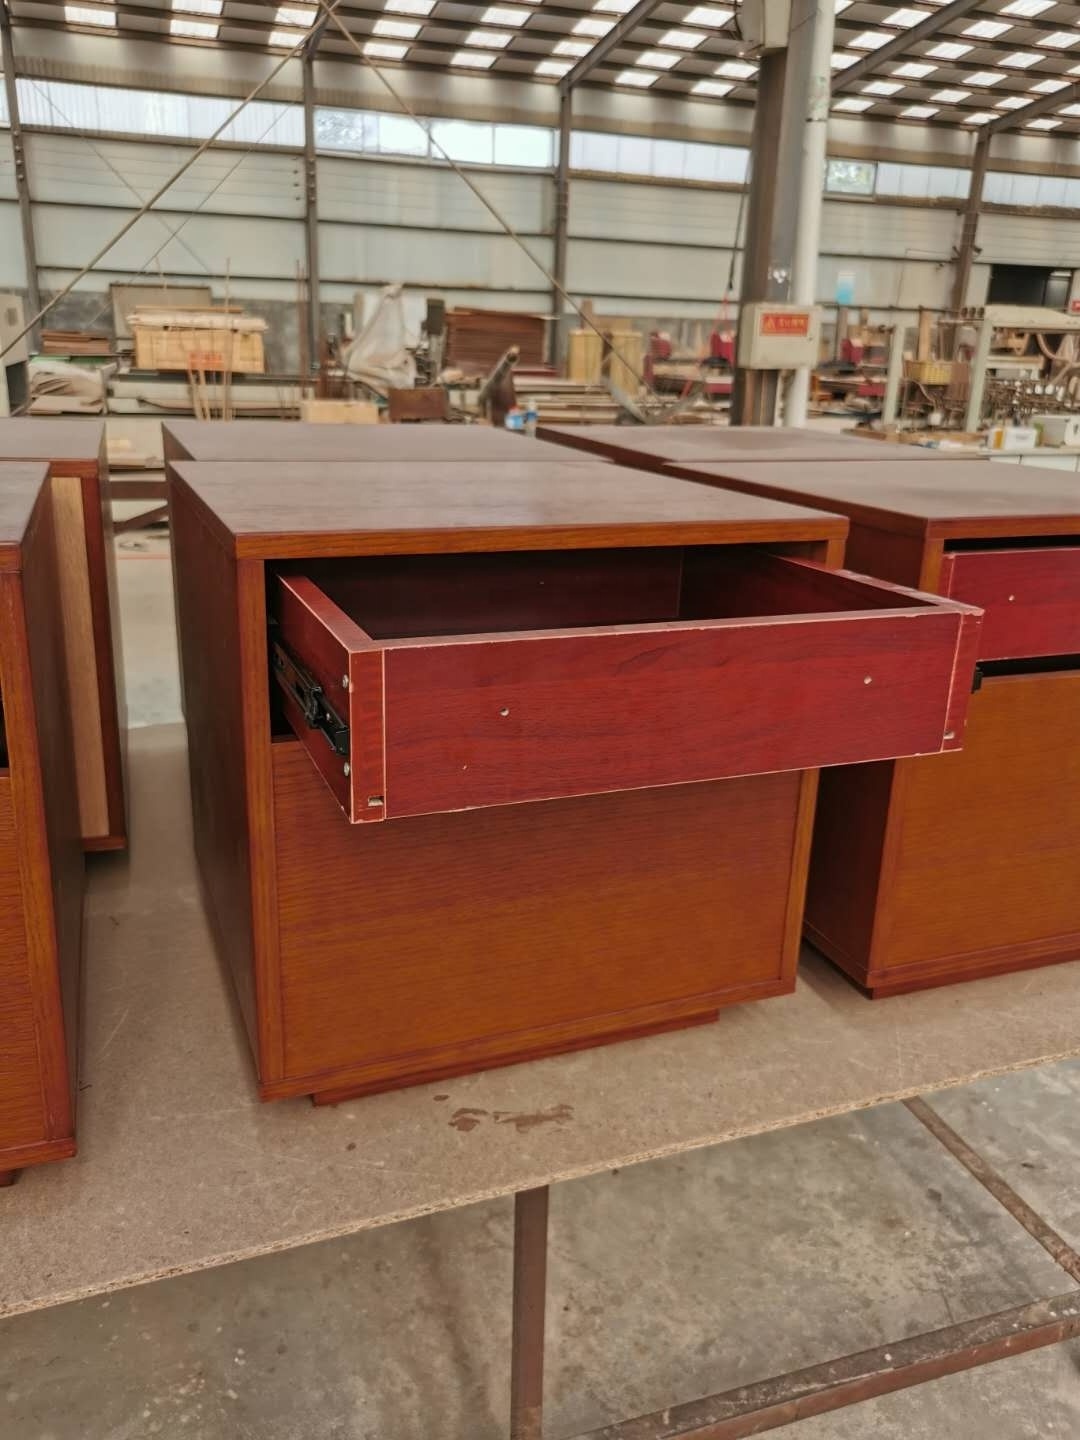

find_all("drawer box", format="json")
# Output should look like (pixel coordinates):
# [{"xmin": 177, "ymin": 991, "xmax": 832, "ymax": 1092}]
[
  {"xmin": 271, "ymin": 547, "xmax": 982, "ymax": 823},
  {"xmin": 941, "ymin": 545, "xmax": 1080, "ymax": 660}
]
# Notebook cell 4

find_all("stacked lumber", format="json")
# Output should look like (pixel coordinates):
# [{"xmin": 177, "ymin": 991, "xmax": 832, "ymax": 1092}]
[
  {"xmin": 40, "ymin": 329, "xmax": 111, "ymax": 357},
  {"xmin": 445, "ymin": 307, "xmax": 546, "ymax": 373},
  {"xmin": 127, "ymin": 307, "xmax": 267, "ymax": 374},
  {"xmin": 567, "ymin": 328, "xmax": 644, "ymax": 393}
]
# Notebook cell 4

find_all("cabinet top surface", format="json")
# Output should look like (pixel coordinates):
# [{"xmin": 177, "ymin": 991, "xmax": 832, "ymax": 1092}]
[
  {"xmin": 170, "ymin": 459, "xmax": 848, "ymax": 558},
  {"xmin": 0, "ymin": 418, "xmax": 105, "ymax": 464},
  {"xmin": 663, "ymin": 459, "xmax": 1080, "ymax": 538},
  {"xmin": 536, "ymin": 424, "xmax": 938, "ymax": 465},
  {"xmin": 0, "ymin": 462, "xmax": 50, "ymax": 563},
  {"xmin": 164, "ymin": 420, "xmax": 587, "ymax": 464}
]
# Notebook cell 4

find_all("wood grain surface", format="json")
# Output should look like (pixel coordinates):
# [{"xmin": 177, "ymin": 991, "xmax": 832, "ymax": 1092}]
[
  {"xmin": 162, "ymin": 420, "xmax": 591, "ymax": 464},
  {"xmin": 809, "ymin": 671, "xmax": 1080, "ymax": 994},
  {"xmin": 657, "ymin": 458, "xmax": 1080, "ymax": 540},
  {"xmin": 0, "ymin": 476, "xmax": 83, "ymax": 1178},
  {"xmin": 167, "ymin": 460, "xmax": 849, "ymax": 561},
  {"xmin": 940, "ymin": 546, "xmax": 1080, "ymax": 660},
  {"xmin": 269, "ymin": 741, "xmax": 804, "ymax": 1100},
  {"xmin": 0, "ymin": 424, "xmax": 125, "ymax": 848},
  {"xmin": 536, "ymin": 424, "xmax": 938, "ymax": 469}
]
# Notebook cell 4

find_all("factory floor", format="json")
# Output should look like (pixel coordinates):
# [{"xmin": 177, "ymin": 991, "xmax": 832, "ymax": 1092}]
[{"xmin": 4, "ymin": 507, "xmax": 1080, "ymax": 1440}]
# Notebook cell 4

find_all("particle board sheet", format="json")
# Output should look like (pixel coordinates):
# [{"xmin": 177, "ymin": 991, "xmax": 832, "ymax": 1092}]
[
  {"xmin": 535, "ymin": 424, "xmax": 946, "ymax": 469},
  {"xmin": 3, "ymin": 724, "xmax": 1080, "ymax": 1318}
]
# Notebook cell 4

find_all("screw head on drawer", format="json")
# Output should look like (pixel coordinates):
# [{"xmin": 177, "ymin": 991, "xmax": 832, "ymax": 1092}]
[
  {"xmin": 863, "ymin": 676, "xmax": 873, "ymax": 685},
  {"xmin": 343, "ymin": 762, "xmax": 351, "ymax": 776},
  {"xmin": 500, "ymin": 706, "xmax": 510, "ymax": 717},
  {"xmin": 342, "ymin": 674, "xmax": 350, "ymax": 689}
]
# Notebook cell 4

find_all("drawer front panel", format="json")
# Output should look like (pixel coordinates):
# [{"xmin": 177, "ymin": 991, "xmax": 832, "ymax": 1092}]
[
  {"xmin": 275, "ymin": 562, "xmax": 981, "ymax": 823},
  {"xmin": 941, "ymin": 546, "xmax": 1080, "ymax": 660}
]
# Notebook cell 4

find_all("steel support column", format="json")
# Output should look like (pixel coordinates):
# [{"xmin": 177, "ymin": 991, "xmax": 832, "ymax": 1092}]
[
  {"xmin": 732, "ymin": 50, "xmax": 787, "ymax": 425},
  {"xmin": 774, "ymin": 0, "xmax": 835, "ymax": 425},
  {"xmin": 509, "ymin": 1187, "xmax": 550, "ymax": 1440},
  {"xmin": 949, "ymin": 131, "xmax": 990, "ymax": 331},
  {"xmin": 550, "ymin": 90, "xmax": 571, "ymax": 370},
  {"xmin": 301, "ymin": 44, "xmax": 321, "ymax": 380},
  {"xmin": 0, "ymin": 3, "xmax": 41, "ymax": 351}
]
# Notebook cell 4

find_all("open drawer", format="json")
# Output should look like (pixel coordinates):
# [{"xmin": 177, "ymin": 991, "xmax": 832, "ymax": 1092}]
[
  {"xmin": 269, "ymin": 547, "xmax": 983, "ymax": 822},
  {"xmin": 940, "ymin": 543, "xmax": 1080, "ymax": 661}
]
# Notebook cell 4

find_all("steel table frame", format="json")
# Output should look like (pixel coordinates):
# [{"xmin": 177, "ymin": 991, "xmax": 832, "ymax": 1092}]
[{"xmin": 509, "ymin": 1095, "xmax": 1080, "ymax": 1440}]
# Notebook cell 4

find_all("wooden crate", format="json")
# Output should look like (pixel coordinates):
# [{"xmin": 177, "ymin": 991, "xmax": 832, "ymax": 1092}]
[{"xmin": 133, "ymin": 325, "xmax": 265, "ymax": 375}]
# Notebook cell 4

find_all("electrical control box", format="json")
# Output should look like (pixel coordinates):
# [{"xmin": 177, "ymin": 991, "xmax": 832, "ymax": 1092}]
[
  {"xmin": 737, "ymin": 303, "xmax": 821, "ymax": 370},
  {"xmin": 739, "ymin": 0, "xmax": 791, "ymax": 54}
]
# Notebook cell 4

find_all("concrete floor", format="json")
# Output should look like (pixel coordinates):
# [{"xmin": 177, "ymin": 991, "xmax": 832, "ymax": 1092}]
[{"xmin": 3, "ymin": 510, "xmax": 1080, "ymax": 1440}]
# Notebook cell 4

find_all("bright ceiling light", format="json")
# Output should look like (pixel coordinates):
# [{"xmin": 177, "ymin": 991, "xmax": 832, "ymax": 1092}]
[
  {"xmin": 1028, "ymin": 116, "xmax": 1063, "ymax": 127},
  {"xmin": 995, "ymin": 94, "xmax": 1029, "ymax": 107},
  {"xmin": 1002, "ymin": 50, "xmax": 1042, "ymax": 66},
  {"xmin": 536, "ymin": 59, "xmax": 573, "ymax": 76},
  {"xmin": 483, "ymin": 6, "xmax": 527, "ymax": 24},
  {"xmin": 926, "ymin": 40, "xmax": 971, "ymax": 57},
  {"xmin": 275, "ymin": 5, "xmax": 314, "ymax": 25},
  {"xmin": 1032, "ymin": 77, "xmax": 1069, "ymax": 91},
  {"xmin": 572, "ymin": 16, "xmax": 614, "ymax": 35},
  {"xmin": 615, "ymin": 68, "xmax": 658, "ymax": 85},
  {"xmin": 931, "ymin": 87, "xmax": 970, "ymax": 101},
  {"xmin": 831, "ymin": 50, "xmax": 859, "ymax": 67},
  {"xmin": 373, "ymin": 18, "xmax": 420, "ymax": 38},
  {"xmin": 963, "ymin": 18, "xmax": 1011, "ymax": 37},
  {"xmin": 1001, "ymin": 0, "xmax": 1053, "ymax": 12},
  {"xmin": 465, "ymin": 28, "xmax": 512, "ymax": 47},
  {"xmin": 885, "ymin": 7, "xmax": 930, "ymax": 24},
  {"xmin": 863, "ymin": 79, "xmax": 903, "ymax": 93},
  {"xmin": 901, "ymin": 103, "xmax": 939, "ymax": 116},
  {"xmin": 170, "ymin": 17, "xmax": 218, "ymax": 36},
  {"xmin": 892, "ymin": 60, "xmax": 936, "ymax": 76},
  {"xmin": 834, "ymin": 96, "xmax": 875, "ymax": 110},
  {"xmin": 685, "ymin": 4, "xmax": 733, "ymax": 22},
  {"xmin": 850, "ymin": 29, "xmax": 891, "ymax": 48},
  {"xmin": 692, "ymin": 78, "xmax": 734, "ymax": 95},
  {"xmin": 65, "ymin": 5, "xmax": 116, "ymax": 25},
  {"xmin": 554, "ymin": 39, "xmax": 591, "ymax": 55},
  {"xmin": 1039, "ymin": 30, "xmax": 1080, "ymax": 47},
  {"xmin": 715, "ymin": 59, "xmax": 756, "ymax": 77},
  {"xmin": 385, "ymin": 0, "xmax": 435, "ymax": 13},
  {"xmin": 966, "ymin": 69, "xmax": 1006, "ymax": 84},
  {"xmin": 635, "ymin": 49, "xmax": 680, "ymax": 68},
  {"xmin": 658, "ymin": 28, "xmax": 708, "ymax": 48},
  {"xmin": 962, "ymin": 111, "xmax": 995, "ymax": 122},
  {"xmin": 450, "ymin": 50, "xmax": 497, "ymax": 67},
  {"xmin": 364, "ymin": 40, "xmax": 409, "ymax": 59},
  {"xmin": 173, "ymin": 0, "xmax": 222, "ymax": 13}
]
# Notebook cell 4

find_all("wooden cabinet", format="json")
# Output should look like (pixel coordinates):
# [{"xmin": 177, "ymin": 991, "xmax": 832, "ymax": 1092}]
[
  {"xmin": 0, "ymin": 464, "xmax": 83, "ymax": 1185},
  {"xmin": 648, "ymin": 455, "xmax": 1080, "ymax": 996},
  {"xmin": 167, "ymin": 456, "xmax": 979, "ymax": 1103},
  {"xmin": 163, "ymin": 419, "xmax": 588, "ymax": 465},
  {"xmin": 0, "ymin": 421, "xmax": 126, "ymax": 850},
  {"xmin": 535, "ymin": 424, "xmax": 941, "ymax": 470}
]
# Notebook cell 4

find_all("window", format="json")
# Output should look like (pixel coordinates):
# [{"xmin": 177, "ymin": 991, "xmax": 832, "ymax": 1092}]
[
  {"xmin": 493, "ymin": 124, "xmax": 553, "ymax": 168},
  {"xmin": 825, "ymin": 158, "xmax": 876, "ymax": 194}
]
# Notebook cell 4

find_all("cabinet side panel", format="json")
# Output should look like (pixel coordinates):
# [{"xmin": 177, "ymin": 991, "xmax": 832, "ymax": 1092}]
[
  {"xmin": 83, "ymin": 448, "xmax": 127, "ymax": 846},
  {"xmin": 169, "ymin": 489, "xmax": 260, "ymax": 1057},
  {"xmin": 0, "ymin": 778, "xmax": 48, "ymax": 1156},
  {"xmin": 0, "ymin": 497, "xmax": 82, "ymax": 1145}
]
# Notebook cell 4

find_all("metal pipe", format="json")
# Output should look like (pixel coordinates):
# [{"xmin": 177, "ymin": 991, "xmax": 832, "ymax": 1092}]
[
  {"xmin": 551, "ymin": 89, "xmax": 571, "ymax": 370},
  {"xmin": 302, "ymin": 45, "xmax": 320, "ymax": 378},
  {"xmin": 0, "ymin": 3, "xmax": 41, "ymax": 351},
  {"xmin": 778, "ymin": 0, "xmax": 835, "ymax": 426}
]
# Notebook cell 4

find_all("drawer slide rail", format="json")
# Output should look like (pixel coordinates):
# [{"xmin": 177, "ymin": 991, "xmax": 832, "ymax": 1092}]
[{"xmin": 271, "ymin": 637, "xmax": 350, "ymax": 758}]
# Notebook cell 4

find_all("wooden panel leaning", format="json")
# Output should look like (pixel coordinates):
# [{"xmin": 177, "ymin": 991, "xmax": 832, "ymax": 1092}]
[
  {"xmin": 0, "ymin": 464, "xmax": 84, "ymax": 1186},
  {"xmin": 166, "ymin": 456, "xmax": 980, "ymax": 1105},
  {"xmin": 649, "ymin": 455, "xmax": 1080, "ymax": 997},
  {"xmin": 0, "ymin": 421, "xmax": 126, "ymax": 850}
]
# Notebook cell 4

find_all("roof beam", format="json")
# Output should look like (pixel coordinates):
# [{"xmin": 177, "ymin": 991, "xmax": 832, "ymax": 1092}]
[
  {"xmin": 558, "ymin": 0, "xmax": 668, "ymax": 94},
  {"xmin": 834, "ymin": 0, "xmax": 987, "ymax": 90},
  {"xmin": 988, "ymin": 76, "xmax": 1080, "ymax": 131}
]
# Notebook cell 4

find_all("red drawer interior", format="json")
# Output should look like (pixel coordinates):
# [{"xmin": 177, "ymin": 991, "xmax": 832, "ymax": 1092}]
[{"xmin": 270, "ymin": 546, "xmax": 982, "ymax": 822}]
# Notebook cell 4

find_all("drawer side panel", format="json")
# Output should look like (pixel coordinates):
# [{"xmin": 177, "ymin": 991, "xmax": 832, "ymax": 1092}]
[{"xmin": 942, "ymin": 547, "xmax": 1080, "ymax": 660}]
